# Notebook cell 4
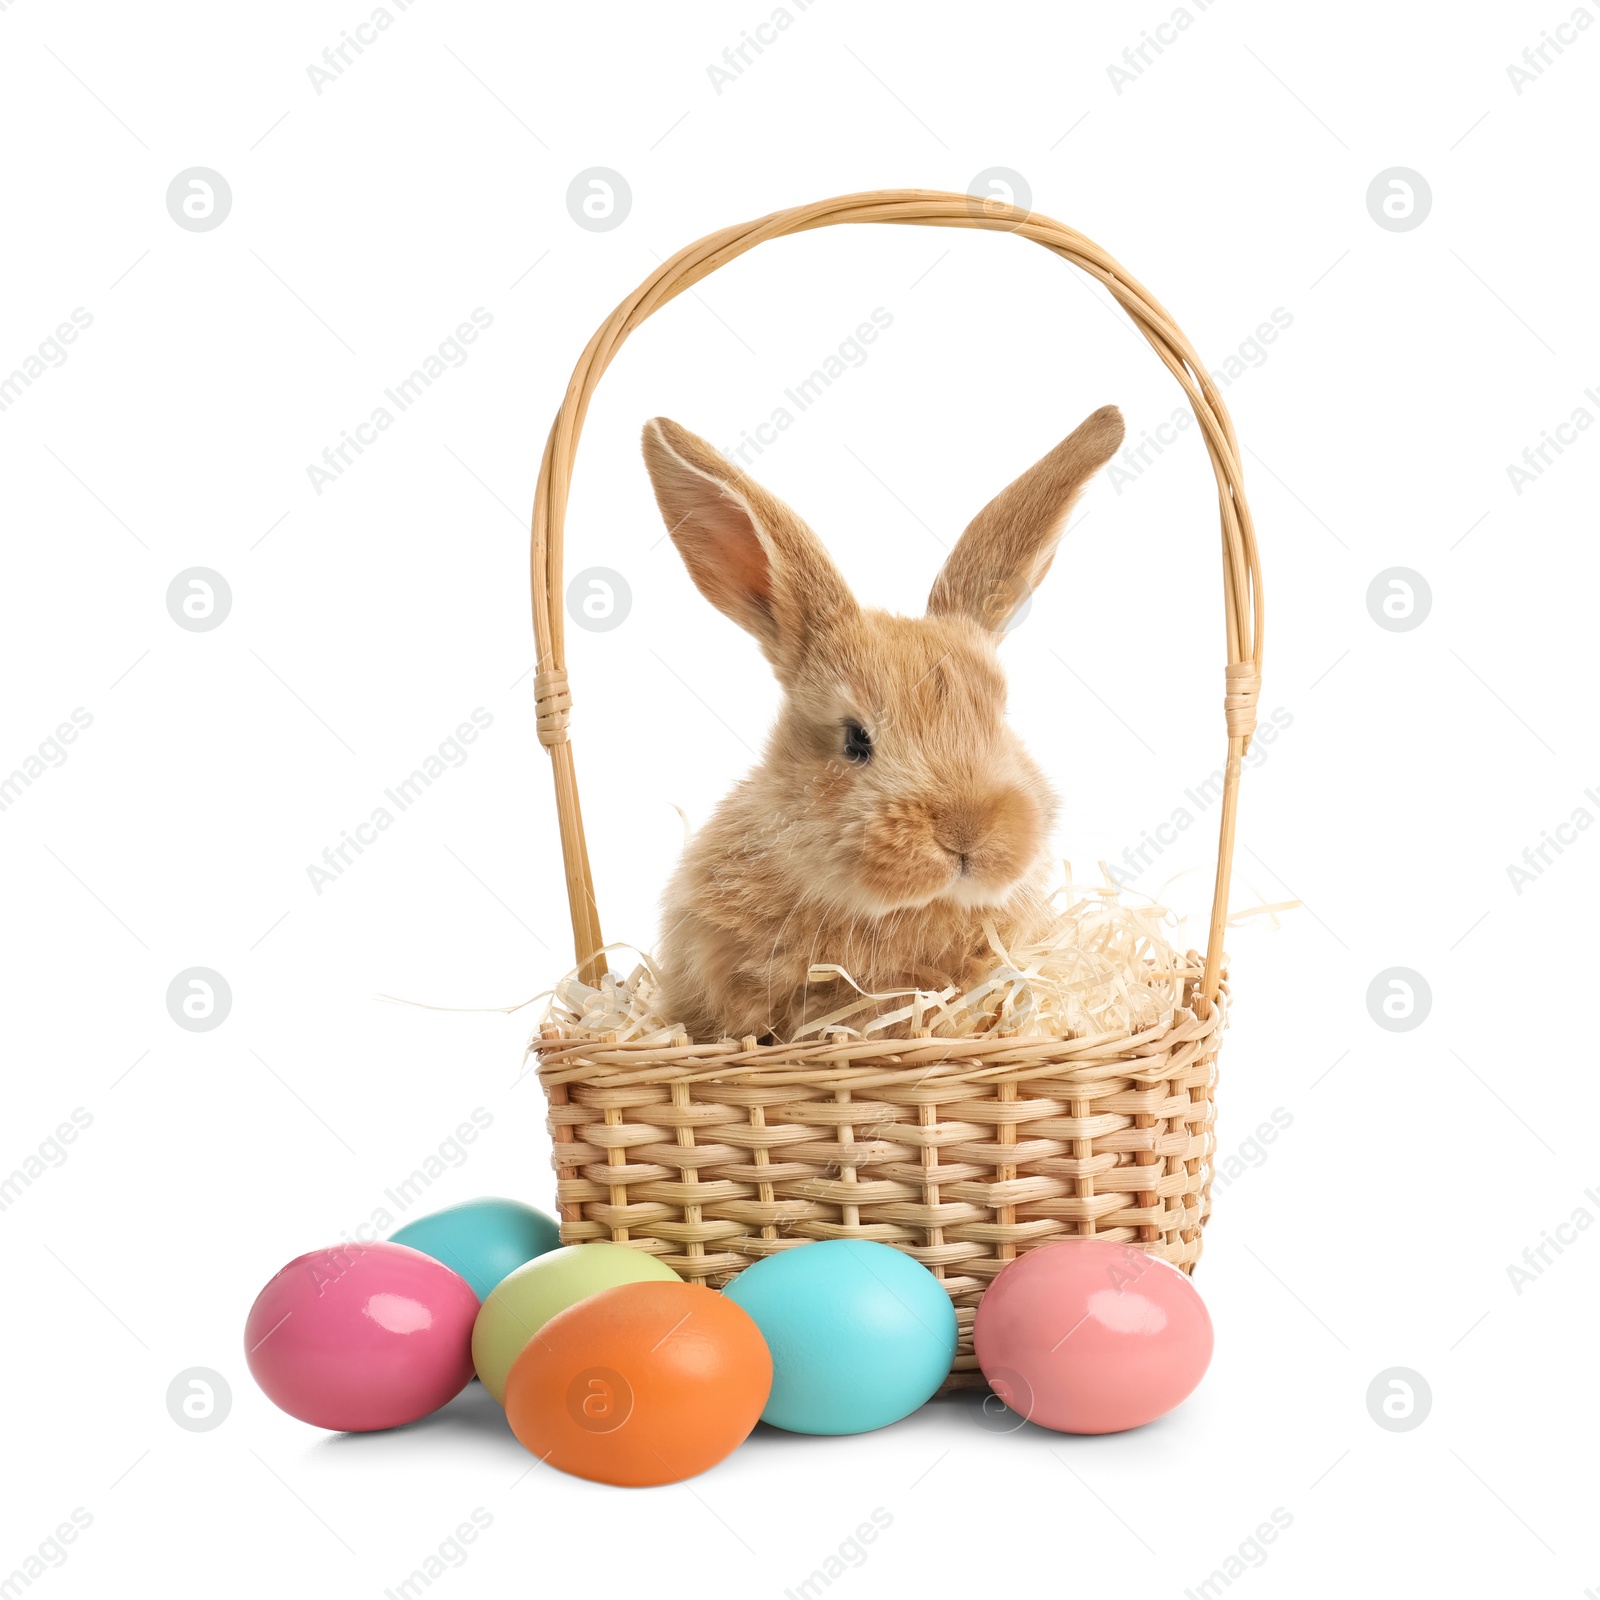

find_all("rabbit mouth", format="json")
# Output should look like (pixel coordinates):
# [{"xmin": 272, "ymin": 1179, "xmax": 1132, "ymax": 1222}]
[
  {"xmin": 942, "ymin": 860, "xmax": 1031, "ymax": 910},
  {"xmin": 858, "ymin": 873, "xmax": 1032, "ymax": 918},
  {"xmin": 939, "ymin": 845, "xmax": 1041, "ymax": 910}
]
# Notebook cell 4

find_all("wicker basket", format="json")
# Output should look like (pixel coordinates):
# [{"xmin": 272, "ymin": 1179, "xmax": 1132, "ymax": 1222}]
[{"xmin": 527, "ymin": 190, "xmax": 1263, "ymax": 1386}]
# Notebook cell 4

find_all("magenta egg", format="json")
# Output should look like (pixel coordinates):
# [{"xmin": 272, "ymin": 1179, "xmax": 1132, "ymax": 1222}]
[
  {"xmin": 973, "ymin": 1239, "xmax": 1213, "ymax": 1434},
  {"xmin": 244, "ymin": 1241, "xmax": 478, "ymax": 1431}
]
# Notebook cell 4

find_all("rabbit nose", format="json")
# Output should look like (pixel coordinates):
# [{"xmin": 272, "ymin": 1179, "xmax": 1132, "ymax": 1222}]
[{"xmin": 934, "ymin": 805, "xmax": 982, "ymax": 858}]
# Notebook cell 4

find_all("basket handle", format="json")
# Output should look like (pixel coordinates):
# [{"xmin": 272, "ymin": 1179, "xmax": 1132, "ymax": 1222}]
[{"xmin": 529, "ymin": 189, "xmax": 1263, "ymax": 1003}]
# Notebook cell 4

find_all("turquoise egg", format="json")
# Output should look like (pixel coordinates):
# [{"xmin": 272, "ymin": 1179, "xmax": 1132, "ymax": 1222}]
[
  {"xmin": 389, "ymin": 1197, "xmax": 560, "ymax": 1301},
  {"xmin": 722, "ymin": 1240, "xmax": 957, "ymax": 1434}
]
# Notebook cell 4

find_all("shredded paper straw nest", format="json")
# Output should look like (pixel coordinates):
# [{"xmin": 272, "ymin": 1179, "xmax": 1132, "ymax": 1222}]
[{"xmin": 540, "ymin": 867, "xmax": 1200, "ymax": 1048}]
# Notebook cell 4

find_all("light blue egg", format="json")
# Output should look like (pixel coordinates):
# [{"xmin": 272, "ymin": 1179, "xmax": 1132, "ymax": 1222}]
[
  {"xmin": 723, "ymin": 1240, "xmax": 957, "ymax": 1434},
  {"xmin": 389, "ymin": 1197, "xmax": 560, "ymax": 1302}
]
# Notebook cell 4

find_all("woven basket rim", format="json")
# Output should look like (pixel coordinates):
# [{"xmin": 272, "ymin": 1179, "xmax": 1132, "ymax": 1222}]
[{"xmin": 533, "ymin": 981, "xmax": 1225, "ymax": 1092}]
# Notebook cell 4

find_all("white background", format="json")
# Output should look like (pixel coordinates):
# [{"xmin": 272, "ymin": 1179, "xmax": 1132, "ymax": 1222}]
[{"xmin": 3, "ymin": 0, "xmax": 1596, "ymax": 1595}]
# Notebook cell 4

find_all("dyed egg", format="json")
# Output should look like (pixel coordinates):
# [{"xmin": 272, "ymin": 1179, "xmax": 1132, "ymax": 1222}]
[
  {"xmin": 973, "ymin": 1239, "xmax": 1213, "ymax": 1434},
  {"xmin": 471, "ymin": 1242, "xmax": 680, "ymax": 1404},
  {"xmin": 722, "ymin": 1240, "xmax": 957, "ymax": 1434},
  {"xmin": 390, "ymin": 1197, "xmax": 560, "ymax": 1301},
  {"xmin": 244, "ymin": 1241, "xmax": 478, "ymax": 1432},
  {"xmin": 504, "ymin": 1280, "xmax": 771, "ymax": 1486}
]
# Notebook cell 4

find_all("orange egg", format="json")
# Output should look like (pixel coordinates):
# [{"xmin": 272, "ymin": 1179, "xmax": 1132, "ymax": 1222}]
[{"xmin": 504, "ymin": 1280, "xmax": 771, "ymax": 1486}]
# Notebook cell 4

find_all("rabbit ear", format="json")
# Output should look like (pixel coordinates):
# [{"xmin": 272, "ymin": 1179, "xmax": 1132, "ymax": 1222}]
[
  {"xmin": 927, "ymin": 405, "xmax": 1125, "ymax": 632},
  {"xmin": 642, "ymin": 417, "xmax": 857, "ymax": 675}
]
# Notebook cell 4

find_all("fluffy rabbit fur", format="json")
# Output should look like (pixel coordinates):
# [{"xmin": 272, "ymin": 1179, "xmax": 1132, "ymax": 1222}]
[{"xmin": 642, "ymin": 406, "xmax": 1125, "ymax": 1042}]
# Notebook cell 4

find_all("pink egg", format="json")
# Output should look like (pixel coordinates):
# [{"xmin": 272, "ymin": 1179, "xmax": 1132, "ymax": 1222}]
[
  {"xmin": 973, "ymin": 1239, "xmax": 1213, "ymax": 1434},
  {"xmin": 244, "ymin": 1241, "xmax": 478, "ymax": 1432}
]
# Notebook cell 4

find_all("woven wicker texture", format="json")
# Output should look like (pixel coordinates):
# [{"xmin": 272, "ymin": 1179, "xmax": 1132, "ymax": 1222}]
[{"xmin": 526, "ymin": 190, "xmax": 1263, "ymax": 1382}]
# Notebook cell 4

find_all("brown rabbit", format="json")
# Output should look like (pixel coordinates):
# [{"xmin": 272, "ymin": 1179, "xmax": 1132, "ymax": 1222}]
[{"xmin": 642, "ymin": 406, "xmax": 1125, "ymax": 1042}]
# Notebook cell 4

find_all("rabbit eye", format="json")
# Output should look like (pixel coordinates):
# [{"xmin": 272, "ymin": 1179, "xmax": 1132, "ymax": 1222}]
[{"xmin": 842, "ymin": 720, "xmax": 873, "ymax": 765}]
